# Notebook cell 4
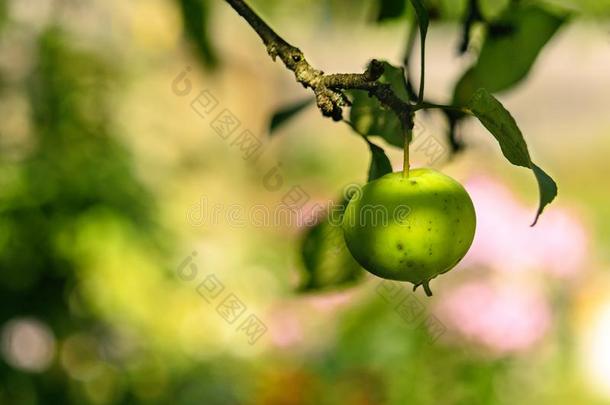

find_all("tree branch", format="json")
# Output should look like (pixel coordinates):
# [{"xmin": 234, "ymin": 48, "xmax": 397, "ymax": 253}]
[{"xmin": 224, "ymin": 0, "xmax": 413, "ymax": 122}]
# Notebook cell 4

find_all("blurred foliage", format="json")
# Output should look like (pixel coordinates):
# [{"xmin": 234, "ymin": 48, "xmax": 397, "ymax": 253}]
[
  {"xmin": 376, "ymin": 0, "xmax": 408, "ymax": 21},
  {"xmin": 269, "ymin": 98, "xmax": 314, "ymax": 134},
  {"xmin": 0, "ymin": 0, "xmax": 609, "ymax": 404},
  {"xmin": 299, "ymin": 197, "xmax": 364, "ymax": 292},
  {"xmin": 453, "ymin": 4, "xmax": 567, "ymax": 106},
  {"xmin": 446, "ymin": 1, "xmax": 566, "ymax": 156},
  {"xmin": 366, "ymin": 138, "xmax": 394, "ymax": 181},
  {"xmin": 375, "ymin": 0, "xmax": 467, "ymax": 21},
  {"xmin": 0, "ymin": 26, "xmax": 163, "ymax": 403},
  {"xmin": 177, "ymin": 0, "xmax": 218, "ymax": 68},
  {"xmin": 348, "ymin": 61, "xmax": 411, "ymax": 148},
  {"xmin": 0, "ymin": 1, "xmax": 6, "ymax": 33}
]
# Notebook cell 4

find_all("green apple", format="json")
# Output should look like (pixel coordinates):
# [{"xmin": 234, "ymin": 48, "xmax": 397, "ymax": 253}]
[{"xmin": 341, "ymin": 168, "xmax": 476, "ymax": 295}]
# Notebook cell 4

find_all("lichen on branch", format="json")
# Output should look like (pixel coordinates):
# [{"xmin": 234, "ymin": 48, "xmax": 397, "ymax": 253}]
[{"xmin": 224, "ymin": 0, "xmax": 413, "ymax": 124}]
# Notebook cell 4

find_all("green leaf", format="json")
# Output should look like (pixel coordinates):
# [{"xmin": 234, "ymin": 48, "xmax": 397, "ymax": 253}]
[
  {"xmin": 178, "ymin": 0, "xmax": 218, "ymax": 68},
  {"xmin": 376, "ymin": 0, "xmax": 407, "ymax": 21},
  {"xmin": 299, "ymin": 199, "xmax": 364, "ymax": 292},
  {"xmin": 531, "ymin": 164, "xmax": 558, "ymax": 226},
  {"xmin": 453, "ymin": 4, "xmax": 565, "ymax": 106},
  {"xmin": 366, "ymin": 140, "xmax": 393, "ymax": 181},
  {"xmin": 477, "ymin": 0, "xmax": 510, "ymax": 21},
  {"xmin": 375, "ymin": 1, "xmax": 469, "ymax": 22},
  {"xmin": 348, "ymin": 61, "xmax": 409, "ymax": 148},
  {"xmin": 468, "ymin": 88, "xmax": 557, "ymax": 225},
  {"xmin": 268, "ymin": 98, "xmax": 313, "ymax": 135},
  {"xmin": 407, "ymin": 0, "xmax": 429, "ymax": 101}
]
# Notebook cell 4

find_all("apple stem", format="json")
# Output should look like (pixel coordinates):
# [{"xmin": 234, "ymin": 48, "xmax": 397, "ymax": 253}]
[
  {"xmin": 403, "ymin": 130, "xmax": 410, "ymax": 178},
  {"xmin": 422, "ymin": 281, "xmax": 433, "ymax": 297}
]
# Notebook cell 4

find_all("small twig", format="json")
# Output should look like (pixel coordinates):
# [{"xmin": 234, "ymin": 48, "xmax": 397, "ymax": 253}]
[
  {"xmin": 402, "ymin": 16, "xmax": 419, "ymax": 102},
  {"xmin": 403, "ymin": 127, "xmax": 410, "ymax": 177},
  {"xmin": 224, "ymin": 0, "xmax": 413, "ymax": 122}
]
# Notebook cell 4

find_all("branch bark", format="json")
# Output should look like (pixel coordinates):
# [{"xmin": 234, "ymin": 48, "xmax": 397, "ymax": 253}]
[{"xmin": 224, "ymin": 0, "xmax": 413, "ymax": 124}]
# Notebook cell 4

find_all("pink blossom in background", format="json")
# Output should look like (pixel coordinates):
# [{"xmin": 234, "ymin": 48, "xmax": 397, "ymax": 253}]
[
  {"xmin": 267, "ymin": 306, "xmax": 304, "ymax": 348},
  {"xmin": 462, "ymin": 176, "xmax": 588, "ymax": 278},
  {"xmin": 434, "ymin": 281, "xmax": 551, "ymax": 355},
  {"xmin": 534, "ymin": 209, "xmax": 589, "ymax": 278},
  {"xmin": 295, "ymin": 198, "xmax": 330, "ymax": 229},
  {"xmin": 267, "ymin": 291, "xmax": 354, "ymax": 349},
  {"xmin": 304, "ymin": 290, "xmax": 354, "ymax": 312}
]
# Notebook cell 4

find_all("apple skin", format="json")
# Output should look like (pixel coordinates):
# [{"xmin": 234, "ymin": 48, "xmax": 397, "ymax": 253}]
[{"xmin": 341, "ymin": 169, "xmax": 476, "ymax": 289}]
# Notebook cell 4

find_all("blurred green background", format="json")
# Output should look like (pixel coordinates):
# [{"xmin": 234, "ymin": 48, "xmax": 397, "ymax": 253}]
[{"xmin": 1, "ymin": 0, "xmax": 610, "ymax": 404}]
